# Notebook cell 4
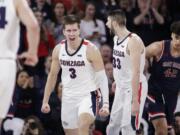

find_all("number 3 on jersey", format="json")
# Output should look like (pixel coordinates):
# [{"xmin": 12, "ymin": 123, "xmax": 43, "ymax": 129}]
[
  {"xmin": 69, "ymin": 68, "xmax": 77, "ymax": 79},
  {"xmin": 0, "ymin": 7, "xmax": 8, "ymax": 29}
]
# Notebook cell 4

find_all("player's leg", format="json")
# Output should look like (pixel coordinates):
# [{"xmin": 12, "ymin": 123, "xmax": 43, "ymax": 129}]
[
  {"xmin": 147, "ymin": 93, "xmax": 168, "ymax": 135},
  {"xmin": 63, "ymin": 129, "xmax": 78, "ymax": 135},
  {"xmin": 78, "ymin": 113, "xmax": 94, "ymax": 135},
  {"xmin": 61, "ymin": 100, "xmax": 79, "ymax": 135},
  {"xmin": 121, "ymin": 89, "xmax": 135, "ymax": 135},
  {"xmin": 78, "ymin": 91, "xmax": 97, "ymax": 135},
  {"xmin": 174, "ymin": 92, "xmax": 180, "ymax": 134},
  {"xmin": 152, "ymin": 118, "xmax": 168, "ymax": 135},
  {"xmin": 121, "ymin": 124, "xmax": 135, "ymax": 135},
  {"xmin": 106, "ymin": 88, "xmax": 124, "ymax": 135},
  {"xmin": 163, "ymin": 90, "xmax": 178, "ymax": 135},
  {"xmin": 0, "ymin": 60, "xmax": 16, "ymax": 126}
]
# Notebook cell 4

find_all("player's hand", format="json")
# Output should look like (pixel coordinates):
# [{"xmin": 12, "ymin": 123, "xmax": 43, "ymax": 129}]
[
  {"xmin": 18, "ymin": 52, "xmax": 38, "ymax": 66},
  {"xmin": 131, "ymin": 100, "xmax": 140, "ymax": 116},
  {"xmin": 41, "ymin": 103, "xmax": 51, "ymax": 113},
  {"xmin": 99, "ymin": 103, "xmax": 109, "ymax": 117}
]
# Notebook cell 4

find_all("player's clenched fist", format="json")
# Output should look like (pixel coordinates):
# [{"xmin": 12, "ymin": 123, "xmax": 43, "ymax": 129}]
[
  {"xmin": 99, "ymin": 104, "xmax": 110, "ymax": 117},
  {"xmin": 41, "ymin": 103, "xmax": 51, "ymax": 113}
]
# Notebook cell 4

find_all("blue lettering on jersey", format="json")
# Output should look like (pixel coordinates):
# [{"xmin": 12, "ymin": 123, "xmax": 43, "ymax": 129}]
[
  {"xmin": 0, "ymin": 7, "xmax": 8, "ymax": 29},
  {"xmin": 60, "ymin": 60, "xmax": 85, "ymax": 66}
]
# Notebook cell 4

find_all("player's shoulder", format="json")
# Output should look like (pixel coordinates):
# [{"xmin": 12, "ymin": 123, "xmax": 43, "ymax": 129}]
[
  {"xmin": 129, "ymin": 33, "xmax": 143, "ymax": 43},
  {"xmin": 53, "ymin": 40, "xmax": 66, "ymax": 53},
  {"xmin": 128, "ymin": 33, "xmax": 144, "ymax": 47},
  {"xmin": 148, "ymin": 40, "xmax": 164, "ymax": 50},
  {"xmin": 113, "ymin": 35, "xmax": 118, "ymax": 42},
  {"xmin": 127, "ymin": 33, "xmax": 146, "ymax": 53},
  {"xmin": 83, "ymin": 39, "xmax": 98, "ymax": 50},
  {"xmin": 83, "ymin": 39, "xmax": 94, "ymax": 46},
  {"xmin": 57, "ymin": 39, "xmax": 66, "ymax": 46},
  {"xmin": 83, "ymin": 39, "xmax": 99, "ymax": 59}
]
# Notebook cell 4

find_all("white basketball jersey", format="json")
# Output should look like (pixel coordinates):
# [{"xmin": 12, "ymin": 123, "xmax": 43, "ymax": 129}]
[
  {"xmin": 0, "ymin": 0, "xmax": 20, "ymax": 59},
  {"xmin": 113, "ymin": 33, "xmax": 146, "ymax": 88},
  {"xmin": 59, "ymin": 39, "xmax": 97, "ymax": 101}
]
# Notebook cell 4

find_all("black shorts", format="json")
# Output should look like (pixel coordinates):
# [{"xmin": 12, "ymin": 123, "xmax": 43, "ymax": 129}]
[{"xmin": 147, "ymin": 82, "xmax": 178, "ymax": 127}]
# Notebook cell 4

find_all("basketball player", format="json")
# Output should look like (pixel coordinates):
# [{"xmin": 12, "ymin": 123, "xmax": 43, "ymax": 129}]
[
  {"xmin": 0, "ymin": 0, "xmax": 39, "ymax": 126},
  {"xmin": 146, "ymin": 21, "xmax": 180, "ymax": 135},
  {"xmin": 41, "ymin": 15, "xmax": 109, "ymax": 135},
  {"xmin": 106, "ymin": 9, "xmax": 148, "ymax": 135}
]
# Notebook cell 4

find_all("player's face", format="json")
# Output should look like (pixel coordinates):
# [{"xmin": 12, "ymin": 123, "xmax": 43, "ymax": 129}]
[
  {"xmin": 106, "ymin": 17, "xmax": 115, "ymax": 34},
  {"xmin": 172, "ymin": 33, "xmax": 180, "ymax": 50},
  {"xmin": 63, "ymin": 23, "xmax": 80, "ymax": 42}
]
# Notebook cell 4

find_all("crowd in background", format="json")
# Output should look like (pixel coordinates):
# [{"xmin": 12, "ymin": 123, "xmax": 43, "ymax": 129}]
[{"xmin": 1, "ymin": 0, "xmax": 180, "ymax": 135}]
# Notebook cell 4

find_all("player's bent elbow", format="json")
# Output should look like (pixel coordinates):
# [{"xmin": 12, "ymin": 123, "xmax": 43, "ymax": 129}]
[{"xmin": 28, "ymin": 21, "xmax": 40, "ymax": 33}]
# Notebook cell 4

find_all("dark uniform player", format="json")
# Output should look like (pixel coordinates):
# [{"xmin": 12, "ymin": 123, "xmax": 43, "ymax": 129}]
[{"xmin": 146, "ymin": 21, "xmax": 180, "ymax": 135}]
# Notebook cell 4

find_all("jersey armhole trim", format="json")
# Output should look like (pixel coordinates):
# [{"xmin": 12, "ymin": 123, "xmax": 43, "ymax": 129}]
[{"xmin": 157, "ymin": 41, "xmax": 164, "ymax": 62}]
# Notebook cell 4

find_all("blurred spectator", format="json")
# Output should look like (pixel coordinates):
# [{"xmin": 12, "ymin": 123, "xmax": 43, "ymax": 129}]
[
  {"xmin": 118, "ymin": 0, "xmax": 134, "ymax": 30},
  {"xmin": 104, "ymin": 62, "xmax": 114, "ymax": 111},
  {"xmin": 52, "ymin": 2, "xmax": 66, "ymax": 44},
  {"xmin": 133, "ymin": 0, "xmax": 170, "ymax": 45},
  {"xmin": 166, "ymin": 0, "xmax": 180, "ymax": 21},
  {"xmin": 1, "ymin": 117, "xmax": 24, "ymax": 135},
  {"xmin": 89, "ymin": 123, "xmax": 103, "ymax": 135},
  {"xmin": 94, "ymin": 0, "xmax": 119, "ymax": 22},
  {"xmin": 32, "ymin": 0, "xmax": 53, "ymax": 21},
  {"xmin": 105, "ymin": 62, "xmax": 114, "ymax": 87},
  {"xmin": 53, "ymin": 0, "xmax": 85, "ymax": 18},
  {"xmin": 42, "ymin": 82, "xmax": 64, "ymax": 135},
  {"xmin": 25, "ymin": 9, "xmax": 55, "ymax": 76},
  {"xmin": 8, "ymin": 70, "xmax": 38, "ymax": 119},
  {"xmin": 1, "ymin": 115, "xmax": 44, "ymax": 135},
  {"xmin": 35, "ymin": 55, "xmax": 52, "ymax": 121},
  {"xmin": 93, "ymin": 0, "xmax": 119, "ymax": 45},
  {"xmin": 21, "ymin": 115, "xmax": 44, "ymax": 135},
  {"xmin": 99, "ymin": 44, "xmax": 112, "ymax": 64},
  {"xmin": 80, "ymin": 2, "xmax": 107, "ymax": 48}
]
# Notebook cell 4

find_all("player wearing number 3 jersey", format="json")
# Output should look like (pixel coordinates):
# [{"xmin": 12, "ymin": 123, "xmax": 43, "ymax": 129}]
[
  {"xmin": 41, "ymin": 15, "xmax": 109, "ymax": 135},
  {"xmin": 0, "ymin": 0, "xmax": 39, "ymax": 126},
  {"xmin": 106, "ymin": 10, "xmax": 147, "ymax": 135}
]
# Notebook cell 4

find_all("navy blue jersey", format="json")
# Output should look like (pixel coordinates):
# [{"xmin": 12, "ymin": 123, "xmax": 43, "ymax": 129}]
[{"xmin": 149, "ymin": 40, "xmax": 180, "ymax": 92}]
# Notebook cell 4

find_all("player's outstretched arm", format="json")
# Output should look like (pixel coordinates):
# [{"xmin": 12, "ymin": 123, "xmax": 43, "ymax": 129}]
[
  {"xmin": 87, "ymin": 45, "xmax": 109, "ymax": 117},
  {"xmin": 15, "ymin": 0, "xmax": 40, "ymax": 66},
  {"xmin": 41, "ymin": 45, "xmax": 61, "ymax": 113}
]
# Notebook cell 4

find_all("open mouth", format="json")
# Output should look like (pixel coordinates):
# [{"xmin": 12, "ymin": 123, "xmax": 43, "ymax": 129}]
[{"xmin": 69, "ymin": 37, "xmax": 75, "ymax": 41}]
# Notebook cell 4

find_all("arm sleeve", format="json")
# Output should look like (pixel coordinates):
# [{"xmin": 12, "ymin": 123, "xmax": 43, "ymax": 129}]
[{"xmin": 95, "ymin": 70, "xmax": 109, "ymax": 104}]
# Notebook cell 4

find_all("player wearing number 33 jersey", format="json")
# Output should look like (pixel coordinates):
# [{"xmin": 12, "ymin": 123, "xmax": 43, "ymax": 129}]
[{"xmin": 106, "ymin": 10, "xmax": 147, "ymax": 135}]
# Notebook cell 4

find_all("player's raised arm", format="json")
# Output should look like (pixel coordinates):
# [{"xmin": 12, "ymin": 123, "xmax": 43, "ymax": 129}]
[
  {"xmin": 15, "ymin": 0, "xmax": 40, "ymax": 66},
  {"xmin": 41, "ymin": 45, "xmax": 61, "ymax": 113}
]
